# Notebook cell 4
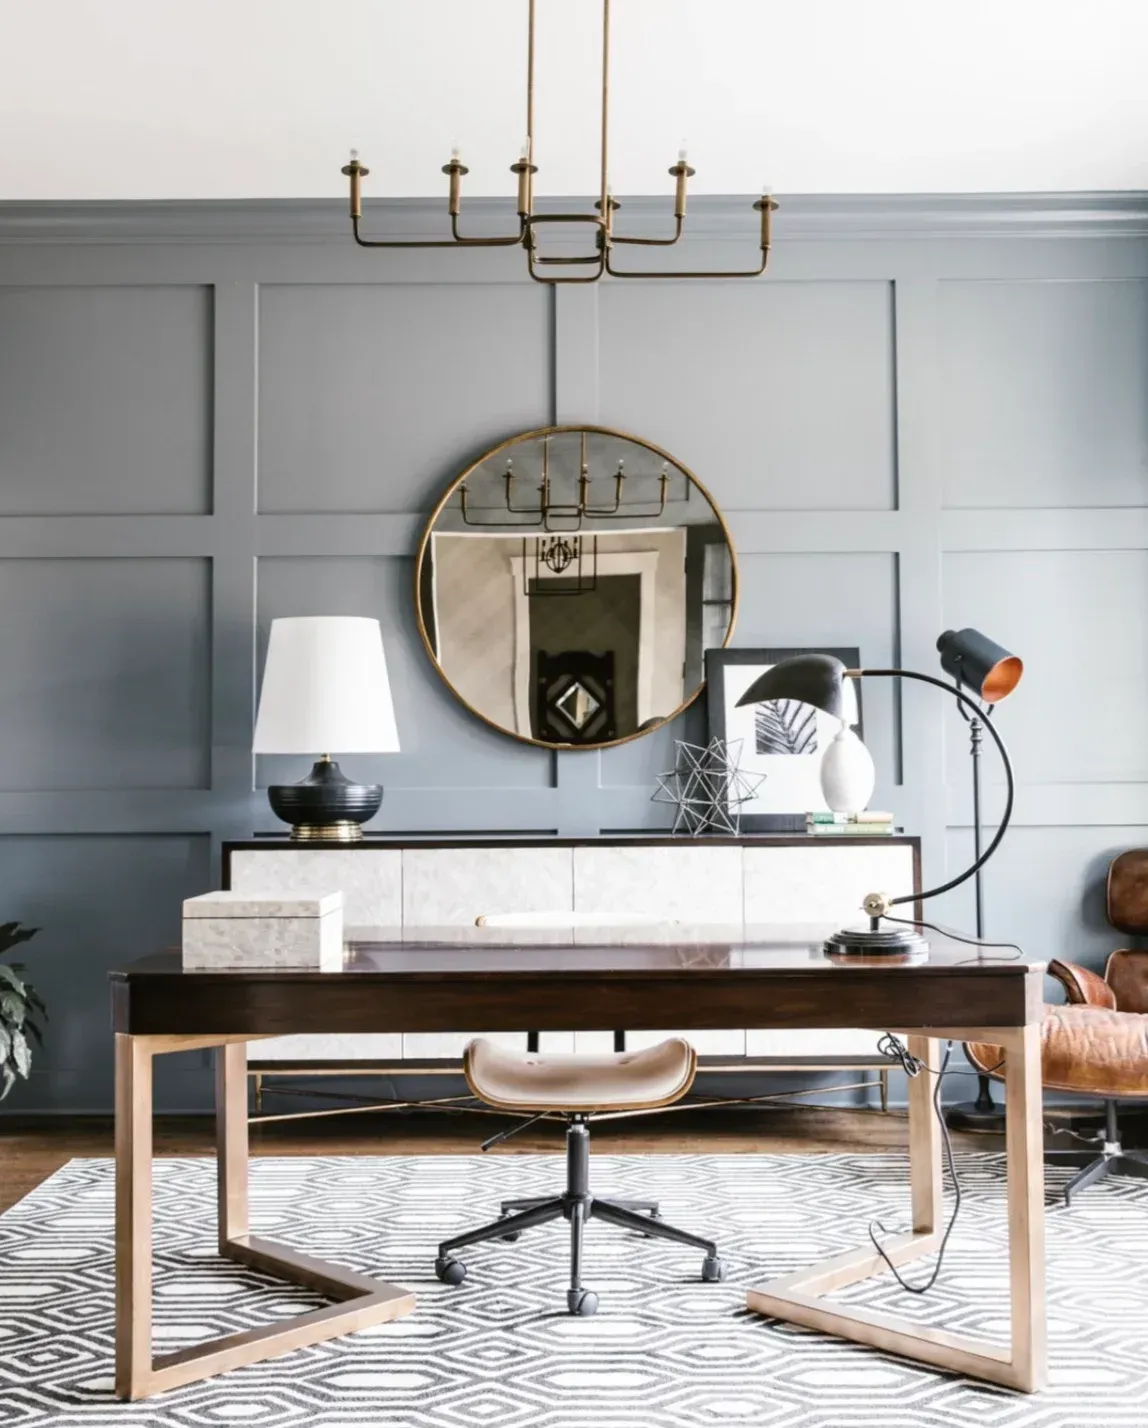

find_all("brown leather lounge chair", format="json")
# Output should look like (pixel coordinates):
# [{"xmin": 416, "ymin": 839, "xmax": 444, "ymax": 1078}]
[{"xmin": 966, "ymin": 849, "xmax": 1148, "ymax": 1204}]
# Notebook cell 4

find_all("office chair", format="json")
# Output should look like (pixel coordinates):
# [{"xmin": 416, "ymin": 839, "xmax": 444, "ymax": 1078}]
[{"xmin": 435, "ymin": 1035, "xmax": 724, "ymax": 1316}]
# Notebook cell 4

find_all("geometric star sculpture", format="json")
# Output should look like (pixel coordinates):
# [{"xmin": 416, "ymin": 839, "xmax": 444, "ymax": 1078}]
[{"xmin": 651, "ymin": 736, "xmax": 767, "ymax": 835}]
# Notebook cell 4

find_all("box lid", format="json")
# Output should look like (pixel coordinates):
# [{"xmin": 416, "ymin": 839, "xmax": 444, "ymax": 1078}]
[{"xmin": 183, "ymin": 890, "xmax": 343, "ymax": 919}]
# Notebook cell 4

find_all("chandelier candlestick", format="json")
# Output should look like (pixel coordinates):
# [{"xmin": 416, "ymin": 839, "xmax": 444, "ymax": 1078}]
[
  {"xmin": 339, "ymin": 0, "xmax": 776, "ymax": 282},
  {"xmin": 512, "ymin": 158, "xmax": 538, "ymax": 217},
  {"xmin": 670, "ymin": 151, "xmax": 695, "ymax": 219},
  {"xmin": 342, "ymin": 153, "xmax": 367, "ymax": 220}
]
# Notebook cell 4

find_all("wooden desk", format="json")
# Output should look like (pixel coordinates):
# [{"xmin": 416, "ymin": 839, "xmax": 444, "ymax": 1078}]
[{"xmin": 110, "ymin": 926, "xmax": 1047, "ymax": 1400}]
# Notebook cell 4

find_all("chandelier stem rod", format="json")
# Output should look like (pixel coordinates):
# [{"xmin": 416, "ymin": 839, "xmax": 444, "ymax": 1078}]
[
  {"xmin": 600, "ymin": 0, "xmax": 611, "ymax": 237},
  {"xmin": 527, "ymin": 0, "xmax": 536, "ymax": 153}
]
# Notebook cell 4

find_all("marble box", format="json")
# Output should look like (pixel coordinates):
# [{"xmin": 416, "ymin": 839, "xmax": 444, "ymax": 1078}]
[{"xmin": 182, "ymin": 890, "xmax": 344, "ymax": 971}]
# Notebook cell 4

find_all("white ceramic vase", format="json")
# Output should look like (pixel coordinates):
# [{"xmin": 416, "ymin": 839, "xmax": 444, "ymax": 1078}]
[{"xmin": 819, "ymin": 726, "xmax": 876, "ymax": 814}]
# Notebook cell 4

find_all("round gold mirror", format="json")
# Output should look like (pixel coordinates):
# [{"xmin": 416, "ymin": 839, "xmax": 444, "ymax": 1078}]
[{"xmin": 415, "ymin": 425, "xmax": 738, "ymax": 750}]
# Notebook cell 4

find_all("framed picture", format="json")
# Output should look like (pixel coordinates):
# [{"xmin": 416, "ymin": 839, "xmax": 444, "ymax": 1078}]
[{"xmin": 705, "ymin": 647, "xmax": 863, "ymax": 831}]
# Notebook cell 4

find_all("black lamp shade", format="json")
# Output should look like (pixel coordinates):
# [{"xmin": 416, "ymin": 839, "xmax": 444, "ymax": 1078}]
[
  {"xmin": 936, "ymin": 628, "xmax": 1022, "ymax": 704},
  {"xmin": 735, "ymin": 653, "xmax": 850, "ymax": 718}
]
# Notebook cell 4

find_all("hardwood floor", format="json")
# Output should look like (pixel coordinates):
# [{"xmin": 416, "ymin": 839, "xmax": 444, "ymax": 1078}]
[{"xmin": 0, "ymin": 1104, "xmax": 1001, "ymax": 1216}]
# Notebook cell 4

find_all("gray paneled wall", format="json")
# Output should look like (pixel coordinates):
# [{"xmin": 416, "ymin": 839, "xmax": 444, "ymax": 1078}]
[{"xmin": 0, "ymin": 195, "xmax": 1146, "ymax": 1111}]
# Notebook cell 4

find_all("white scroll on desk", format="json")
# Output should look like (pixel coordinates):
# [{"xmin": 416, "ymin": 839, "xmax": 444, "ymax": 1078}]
[{"xmin": 228, "ymin": 840, "xmax": 916, "ymax": 1066}]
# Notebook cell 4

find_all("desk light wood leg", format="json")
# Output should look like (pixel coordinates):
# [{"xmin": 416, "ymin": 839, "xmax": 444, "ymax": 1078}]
[
  {"xmin": 747, "ymin": 1022, "xmax": 1047, "ymax": 1392},
  {"xmin": 907, "ymin": 1035, "xmax": 942, "ymax": 1235},
  {"xmin": 115, "ymin": 1034, "xmax": 154, "ymax": 1401},
  {"xmin": 217, "ymin": 1043, "xmax": 249, "ymax": 1247},
  {"xmin": 1006, "ymin": 1022, "xmax": 1047, "ymax": 1392},
  {"xmin": 113, "ymin": 1032, "xmax": 416, "ymax": 1400}
]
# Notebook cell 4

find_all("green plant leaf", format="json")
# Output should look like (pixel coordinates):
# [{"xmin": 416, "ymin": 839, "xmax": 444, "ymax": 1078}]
[
  {"xmin": 1, "ymin": 1067, "xmax": 15, "ymax": 1101},
  {"xmin": 0, "ymin": 991, "xmax": 26, "ymax": 1028},
  {"xmin": 0, "ymin": 965, "xmax": 24, "ymax": 993},
  {"xmin": 0, "ymin": 923, "xmax": 38, "ymax": 958},
  {"xmin": 25, "ymin": 1019, "xmax": 43, "ymax": 1047},
  {"xmin": 0, "ymin": 1025, "xmax": 9, "ymax": 1060},
  {"xmin": 10, "ymin": 1029, "xmax": 31, "ymax": 1078}
]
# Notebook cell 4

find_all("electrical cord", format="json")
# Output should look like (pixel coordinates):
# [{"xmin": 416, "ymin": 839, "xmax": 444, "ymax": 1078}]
[
  {"xmin": 882, "ymin": 913, "xmax": 1024, "ymax": 962},
  {"xmin": 870, "ymin": 1033, "xmax": 961, "ymax": 1294}
]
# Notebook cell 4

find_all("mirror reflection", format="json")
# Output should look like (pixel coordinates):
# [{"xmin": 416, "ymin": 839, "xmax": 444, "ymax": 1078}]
[{"xmin": 415, "ymin": 426, "xmax": 737, "ymax": 749}]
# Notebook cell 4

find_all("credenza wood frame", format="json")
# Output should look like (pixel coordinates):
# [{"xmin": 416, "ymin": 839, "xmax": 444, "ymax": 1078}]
[{"xmin": 223, "ymin": 835, "xmax": 919, "ymax": 1119}]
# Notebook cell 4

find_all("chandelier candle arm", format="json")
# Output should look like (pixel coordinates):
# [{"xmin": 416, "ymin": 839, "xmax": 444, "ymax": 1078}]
[{"xmin": 339, "ymin": 0, "xmax": 777, "ymax": 282}]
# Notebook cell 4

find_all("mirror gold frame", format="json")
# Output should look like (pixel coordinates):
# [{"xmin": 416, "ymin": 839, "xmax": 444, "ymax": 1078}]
[{"xmin": 413, "ymin": 424, "xmax": 739, "ymax": 751}]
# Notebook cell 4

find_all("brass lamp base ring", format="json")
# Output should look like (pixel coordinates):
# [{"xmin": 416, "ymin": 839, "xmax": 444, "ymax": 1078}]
[{"xmin": 289, "ymin": 822, "xmax": 364, "ymax": 844}]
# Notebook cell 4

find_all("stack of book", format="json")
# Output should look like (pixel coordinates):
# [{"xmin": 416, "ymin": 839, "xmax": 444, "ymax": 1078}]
[{"xmin": 806, "ymin": 811, "xmax": 895, "ymax": 836}]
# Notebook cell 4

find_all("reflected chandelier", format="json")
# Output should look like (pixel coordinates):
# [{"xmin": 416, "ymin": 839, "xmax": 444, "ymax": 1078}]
[
  {"xmin": 341, "ymin": 0, "xmax": 778, "ymax": 283},
  {"xmin": 460, "ymin": 431, "xmax": 676, "ymax": 531}
]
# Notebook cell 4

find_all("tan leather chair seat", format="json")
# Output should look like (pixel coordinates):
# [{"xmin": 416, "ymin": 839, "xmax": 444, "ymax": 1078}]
[
  {"xmin": 464, "ymin": 1036, "xmax": 697, "ymax": 1112},
  {"xmin": 967, "ymin": 1004, "xmax": 1148, "ymax": 1098}
]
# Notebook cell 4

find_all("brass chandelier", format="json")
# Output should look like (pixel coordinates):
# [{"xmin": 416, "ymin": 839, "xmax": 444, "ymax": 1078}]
[{"xmin": 341, "ymin": 0, "xmax": 778, "ymax": 284}]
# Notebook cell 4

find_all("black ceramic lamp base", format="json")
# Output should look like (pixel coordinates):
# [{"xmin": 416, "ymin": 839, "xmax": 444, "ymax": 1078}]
[{"xmin": 267, "ymin": 758, "xmax": 382, "ymax": 843}]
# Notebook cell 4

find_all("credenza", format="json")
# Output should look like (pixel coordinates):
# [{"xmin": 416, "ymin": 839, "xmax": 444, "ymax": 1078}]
[{"xmin": 223, "ymin": 836, "xmax": 921, "ymax": 1082}]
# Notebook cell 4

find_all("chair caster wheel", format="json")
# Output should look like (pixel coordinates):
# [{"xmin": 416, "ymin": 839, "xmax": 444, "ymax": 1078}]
[
  {"xmin": 701, "ymin": 1255, "xmax": 725, "ymax": 1283},
  {"xmin": 435, "ymin": 1256, "xmax": 467, "ymax": 1286},
  {"xmin": 567, "ymin": 1288, "xmax": 599, "ymax": 1316}
]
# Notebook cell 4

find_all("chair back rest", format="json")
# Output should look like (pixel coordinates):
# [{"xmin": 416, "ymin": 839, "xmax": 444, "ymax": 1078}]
[
  {"xmin": 1107, "ymin": 850, "xmax": 1148, "ymax": 935},
  {"xmin": 1105, "ymin": 950, "xmax": 1148, "ymax": 1014}
]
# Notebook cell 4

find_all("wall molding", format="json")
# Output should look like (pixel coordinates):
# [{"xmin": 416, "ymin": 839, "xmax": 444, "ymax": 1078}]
[{"xmin": 1, "ymin": 192, "xmax": 1147, "ymax": 245}]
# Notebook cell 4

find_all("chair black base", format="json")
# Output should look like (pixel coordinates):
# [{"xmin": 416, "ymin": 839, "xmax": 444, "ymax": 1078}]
[
  {"xmin": 1046, "ymin": 1099, "xmax": 1148, "ymax": 1205},
  {"xmin": 435, "ymin": 1115, "xmax": 723, "ymax": 1315}
]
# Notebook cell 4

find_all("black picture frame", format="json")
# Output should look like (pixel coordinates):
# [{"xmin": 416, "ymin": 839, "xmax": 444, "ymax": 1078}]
[{"xmin": 705, "ymin": 647, "xmax": 864, "ymax": 832}]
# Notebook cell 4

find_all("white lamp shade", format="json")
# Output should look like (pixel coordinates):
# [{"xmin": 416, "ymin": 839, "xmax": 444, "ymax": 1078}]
[{"xmin": 253, "ymin": 616, "xmax": 400, "ymax": 755}]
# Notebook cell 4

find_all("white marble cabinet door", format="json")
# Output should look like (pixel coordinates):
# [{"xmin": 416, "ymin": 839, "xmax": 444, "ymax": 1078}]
[
  {"xmin": 571, "ymin": 845, "xmax": 745, "ymax": 1058},
  {"xmin": 625, "ymin": 1028, "xmax": 747, "ymax": 1056},
  {"xmin": 741, "ymin": 843, "xmax": 915, "ymax": 925},
  {"xmin": 229, "ymin": 849, "xmax": 402, "ymax": 929},
  {"xmin": 254, "ymin": 1033, "xmax": 403, "ymax": 1063},
  {"xmin": 401, "ymin": 1031, "xmax": 527, "ymax": 1059},
  {"xmin": 573, "ymin": 843, "xmax": 744, "ymax": 923},
  {"xmin": 402, "ymin": 846, "xmax": 575, "ymax": 926},
  {"xmin": 744, "ymin": 1028, "xmax": 885, "ymax": 1058},
  {"xmin": 573, "ymin": 1031, "xmax": 618, "ymax": 1054},
  {"xmin": 399, "ymin": 846, "xmax": 575, "ymax": 1059},
  {"xmin": 741, "ymin": 842, "xmax": 911, "ymax": 1061}
]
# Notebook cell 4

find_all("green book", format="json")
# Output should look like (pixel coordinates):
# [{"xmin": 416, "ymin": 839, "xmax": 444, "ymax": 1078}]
[
  {"xmin": 807, "ymin": 811, "xmax": 893, "ymax": 825},
  {"xmin": 807, "ymin": 823, "xmax": 895, "ymax": 835}
]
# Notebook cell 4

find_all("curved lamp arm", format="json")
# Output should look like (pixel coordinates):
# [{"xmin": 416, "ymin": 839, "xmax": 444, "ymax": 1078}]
[{"xmin": 859, "ymin": 667, "xmax": 1015, "ymax": 911}]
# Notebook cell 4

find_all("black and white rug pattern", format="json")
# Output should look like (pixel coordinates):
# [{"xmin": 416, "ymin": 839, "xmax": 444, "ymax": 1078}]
[{"xmin": 1, "ymin": 1151, "xmax": 1146, "ymax": 1426}]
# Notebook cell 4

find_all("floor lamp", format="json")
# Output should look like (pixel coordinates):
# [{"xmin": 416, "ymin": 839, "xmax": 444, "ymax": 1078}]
[
  {"xmin": 936, "ymin": 628, "xmax": 1025, "ymax": 1130},
  {"xmin": 735, "ymin": 631, "xmax": 1023, "ymax": 957}
]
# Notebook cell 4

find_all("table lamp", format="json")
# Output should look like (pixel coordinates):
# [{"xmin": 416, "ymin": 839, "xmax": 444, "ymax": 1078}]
[
  {"xmin": 253, "ymin": 616, "xmax": 400, "ymax": 842},
  {"xmin": 736, "ymin": 632, "xmax": 1021, "ymax": 955}
]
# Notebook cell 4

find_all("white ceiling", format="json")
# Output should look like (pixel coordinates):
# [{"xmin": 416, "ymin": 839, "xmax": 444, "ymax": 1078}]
[{"xmin": 2, "ymin": 0, "xmax": 1144, "ymax": 201}]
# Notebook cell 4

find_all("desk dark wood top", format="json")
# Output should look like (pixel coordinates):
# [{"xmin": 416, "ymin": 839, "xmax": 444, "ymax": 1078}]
[{"xmin": 111, "ymin": 925, "xmax": 1044, "ymax": 1037}]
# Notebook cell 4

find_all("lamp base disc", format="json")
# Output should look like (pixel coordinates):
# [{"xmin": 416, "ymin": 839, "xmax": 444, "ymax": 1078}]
[
  {"xmin": 945, "ymin": 1101, "xmax": 1007, "ymax": 1134},
  {"xmin": 823, "ymin": 925, "xmax": 929, "ymax": 959},
  {"xmin": 289, "ymin": 821, "xmax": 364, "ymax": 843}
]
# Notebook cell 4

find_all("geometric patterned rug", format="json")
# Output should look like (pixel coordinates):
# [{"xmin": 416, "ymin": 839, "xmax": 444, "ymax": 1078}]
[{"xmin": 0, "ymin": 1152, "xmax": 1145, "ymax": 1426}]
